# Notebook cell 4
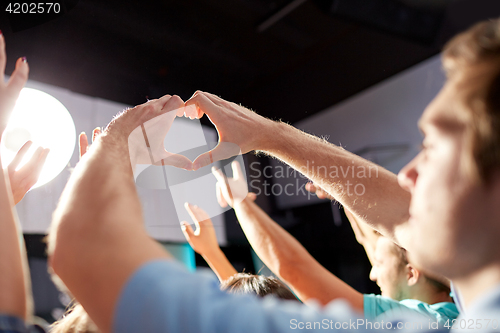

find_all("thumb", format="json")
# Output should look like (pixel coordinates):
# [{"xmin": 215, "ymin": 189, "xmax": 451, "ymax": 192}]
[
  {"xmin": 92, "ymin": 127, "xmax": 101, "ymax": 143},
  {"xmin": 181, "ymin": 221, "xmax": 195, "ymax": 240},
  {"xmin": 8, "ymin": 140, "xmax": 32, "ymax": 172},
  {"xmin": 160, "ymin": 152, "xmax": 193, "ymax": 171},
  {"xmin": 216, "ymin": 182, "xmax": 228, "ymax": 208},
  {"xmin": 6, "ymin": 57, "xmax": 29, "ymax": 97},
  {"xmin": 247, "ymin": 192, "xmax": 257, "ymax": 201},
  {"xmin": 231, "ymin": 160, "xmax": 243, "ymax": 180},
  {"xmin": 211, "ymin": 166, "xmax": 234, "ymax": 205},
  {"xmin": 79, "ymin": 132, "xmax": 88, "ymax": 159},
  {"xmin": 192, "ymin": 142, "xmax": 241, "ymax": 171}
]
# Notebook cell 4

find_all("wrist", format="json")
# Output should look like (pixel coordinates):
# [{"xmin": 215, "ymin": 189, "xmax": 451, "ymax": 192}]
[
  {"xmin": 201, "ymin": 247, "xmax": 225, "ymax": 262},
  {"xmin": 234, "ymin": 196, "xmax": 251, "ymax": 209},
  {"xmin": 99, "ymin": 131, "xmax": 128, "ymax": 150},
  {"xmin": 257, "ymin": 121, "xmax": 290, "ymax": 153}
]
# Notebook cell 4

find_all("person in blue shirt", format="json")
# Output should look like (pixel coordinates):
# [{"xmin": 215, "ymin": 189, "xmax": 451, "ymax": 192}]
[
  {"xmin": 46, "ymin": 17, "xmax": 500, "ymax": 333},
  {"xmin": 363, "ymin": 237, "xmax": 457, "ymax": 322},
  {"xmin": 207, "ymin": 162, "xmax": 456, "ymax": 324}
]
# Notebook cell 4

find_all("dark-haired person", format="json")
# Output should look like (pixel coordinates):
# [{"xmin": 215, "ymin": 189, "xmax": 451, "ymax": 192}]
[
  {"xmin": 49, "ymin": 18, "xmax": 500, "ymax": 332},
  {"xmin": 212, "ymin": 162, "xmax": 457, "ymax": 324}
]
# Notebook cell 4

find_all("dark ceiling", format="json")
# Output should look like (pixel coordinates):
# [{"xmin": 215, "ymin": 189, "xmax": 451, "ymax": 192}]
[{"xmin": 1, "ymin": 0, "xmax": 499, "ymax": 125}]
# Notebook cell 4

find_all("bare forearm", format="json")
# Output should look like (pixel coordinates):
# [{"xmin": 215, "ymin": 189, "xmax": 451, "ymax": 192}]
[
  {"xmin": 50, "ymin": 135, "xmax": 170, "ymax": 332},
  {"xmin": 345, "ymin": 209, "xmax": 379, "ymax": 266},
  {"xmin": 234, "ymin": 198, "xmax": 363, "ymax": 309},
  {"xmin": 201, "ymin": 249, "xmax": 238, "ymax": 282},
  {"xmin": 262, "ymin": 122, "xmax": 410, "ymax": 245},
  {"xmin": 0, "ymin": 160, "xmax": 28, "ymax": 320}
]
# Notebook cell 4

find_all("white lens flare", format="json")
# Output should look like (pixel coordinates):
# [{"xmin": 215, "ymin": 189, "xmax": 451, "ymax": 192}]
[{"xmin": 1, "ymin": 88, "xmax": 76, "ymax": 188}]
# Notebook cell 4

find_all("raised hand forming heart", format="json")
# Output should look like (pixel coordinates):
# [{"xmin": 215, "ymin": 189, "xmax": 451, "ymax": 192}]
[
  {"xmin": 125, "ymin": 90, "xmax": 274, "ymax": 173},
  {"xmin": 125, "ymin": 97, "xmax": 201, "ymax": 171},
  {"xmin": 185, "ymin": 91, "xmax": 275, "ymax": 171}
]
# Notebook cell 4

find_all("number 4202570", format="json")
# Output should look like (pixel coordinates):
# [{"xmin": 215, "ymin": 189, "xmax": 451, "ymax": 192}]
[{"xmin": 6, "ymin": 3, "xmax": 61, "ymax": 14}]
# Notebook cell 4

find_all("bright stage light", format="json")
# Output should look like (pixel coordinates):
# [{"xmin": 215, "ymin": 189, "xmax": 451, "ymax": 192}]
[{"xmin": 1, "ymin": 88, "xmax": 76, "ymax": 188}]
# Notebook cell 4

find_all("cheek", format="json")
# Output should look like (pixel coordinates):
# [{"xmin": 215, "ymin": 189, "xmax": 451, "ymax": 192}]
[
  {"xmin": 379, "ymin": 266, "xmax": 396, "ymax": 285},
  {"xmin": 408, "ymin": 139, "xmax": 473, "ymax": 272},
  {"xmin": 415, "ymin": 143, "xmax": 463, "ymax": 219}
]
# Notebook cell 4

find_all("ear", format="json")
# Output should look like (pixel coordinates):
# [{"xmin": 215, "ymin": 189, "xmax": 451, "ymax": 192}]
[{"xmin": 406, "ymin": 264, "xmax": 420, "ymax": 286}]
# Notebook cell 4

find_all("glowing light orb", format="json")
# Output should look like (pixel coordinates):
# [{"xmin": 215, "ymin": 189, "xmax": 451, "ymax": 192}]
[{"xmin": 1, "ymin": 88, "xmax": 76, "ymax": 188}]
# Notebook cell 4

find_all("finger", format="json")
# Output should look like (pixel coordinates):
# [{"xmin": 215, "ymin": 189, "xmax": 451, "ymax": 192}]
[
  {"xmin": 193, "ymin": 143, "xmax": 239, "ymax": 171},
  {"xmin": 185, "ymin": 92, "xmax": 219, "ymax": 121},
  {"xmin": 0, "ymin": 33, "xmax": 5, "ymax": 83},
  {"xmin": 183, "ymin": 104, "xmax": 198, "ymax": 119},
  {"xmin": 247, "ymin": 192, "xmax": 257, "ymax": 201},
  {"xmin": 211, "ymin": 166, "xmax": 226, "ymax": 183},
  {"xmin": 189, "ymin": 205, "xmax": 213, "ymax": 228},
  {"xmin": 200, "ymin": 92, "xmax": 229, "ymax": 108},
  {"xmin": 8, "ymin": 140, "xmax": 33, "ymax": 172},
  {"xmin": 79, "ymin": 132, "xmax": 88, "ymax": 159},
  {"xmin": 130, "ymin": 95, "xmax": 171, "ymax": 124},
  {"xmin": 180, "ymin": 221, "xmax": 195, "ymax": 241},
  {"xmin": 211, "ymin": 166, "xmax": 234, "ymax": 203},
  {"xmin": 216, "ymin": 182, "xmax": 228, "ymax": 208},
  {"xmin": 231, "ymin": 160, "xmax": 243, "ymax": 180},
  {"xmin": 92, "ymin": 127, "xmax": 101, "ymax": 143},
  {"xmin": 176, "ymin": 106, "xmax": 185, "ymax": 117},
  {"xmin": 18, "ymin": 146, "xmax": 43, "ymax": 175},
  {"xmin": 6, "ymin": 57, "xmax": 29, "ymax": 96},
  {"xmin": 305, "ymin": 182, "xmax": 317, "ymax": 193},
  {"xmin": 159, "ymin": 94, "xmax": 184, "ymax": 113},
  {"xmin": 184, "ymin": 202, "xmax": 201, "ymax": 232},
  {"xmin": 23, "ymin": 148, "xmax": 49, "ymax": 188},
  {"xmin": 161, "ymin": 152, "xmax": 193, "ymax": 171},
  {"xmin": 185, "ymin": 202, "xmax": 210, "ymax": 223},
  {"xmin": 316, "ymin": 189, "xmax": 329, "ymax": 200}
]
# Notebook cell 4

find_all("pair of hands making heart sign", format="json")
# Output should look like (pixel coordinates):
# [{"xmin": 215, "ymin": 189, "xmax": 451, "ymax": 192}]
[{"xmin": 100, "ymin": 91, "xmax": 275, "ymax": 173}]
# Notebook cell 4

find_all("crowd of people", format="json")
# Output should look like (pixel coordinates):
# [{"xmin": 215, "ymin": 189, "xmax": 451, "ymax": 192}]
[{"xmin": 1, "ymin": 17, "xmax": 500, "ymax": 333}]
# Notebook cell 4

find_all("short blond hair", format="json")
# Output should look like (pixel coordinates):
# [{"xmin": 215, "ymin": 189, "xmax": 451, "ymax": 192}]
[
  {"xmin": 442, "ymin": 18, "xmax": 500, "ymax": 182},
  {"xmin": 49, "ymin": 302, "xmax": 99, "ymax": 333}
]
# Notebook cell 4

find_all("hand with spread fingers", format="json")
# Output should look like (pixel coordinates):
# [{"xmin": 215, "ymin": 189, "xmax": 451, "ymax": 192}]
[
  {"xmin": 211, "ymin": 160, "xmax": 255, "ymax": 208},
  {"xmin": 181, "ymin": 203, "xmax": 220, "ymax": 257},
  {"xmin": 8, "ymin": 141, "xmax": 49, "ymax": 205},
  {"xmin": 185, "ymin": 91, "xmax": 275, "ymax": 170},
  {"xmin": 0, "ymin": 35, "xmax": 29, "ymax": 134},
  {"xmin": 181, "ymin": 202, "xmax": 237, "ymax": 281}
]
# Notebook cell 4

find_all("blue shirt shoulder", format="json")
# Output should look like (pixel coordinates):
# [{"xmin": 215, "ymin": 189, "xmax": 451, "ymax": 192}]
[
  {"xmin": 364, "ymin": 294, "xmax": 459, "ymax": 325},
  {"xmin": 114, "ymin": 260, "xmax": 451, "ymax": 333}
]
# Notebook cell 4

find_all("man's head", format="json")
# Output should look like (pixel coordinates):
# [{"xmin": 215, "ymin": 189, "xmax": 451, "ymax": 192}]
[
  {"xmin": 220, "ymin": 273, "xmax": 299, "ymax": 302},
  {"xmin": 369, "ymin": 237, "xmax": 450, "ymax": 301},
  {"xmin": 398, "ymin": 18, "xmax": 500, "ymax": 281},
  {"xmin": 370, "ymin": 237, "xmax": 410, "ymax": 300},
  {"xmin": 50, "ymin": 302, "xmax": 99, "ymax": 333}
]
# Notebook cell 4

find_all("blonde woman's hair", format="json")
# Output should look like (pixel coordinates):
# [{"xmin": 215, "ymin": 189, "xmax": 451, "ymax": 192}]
[{"xmin": 49, "ymin": 302, "xmax": 99, "ymax": 333}]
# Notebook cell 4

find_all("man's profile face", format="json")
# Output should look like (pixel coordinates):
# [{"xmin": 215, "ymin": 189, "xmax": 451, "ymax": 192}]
[
  {"xmin": 397, "ymin": 62, "xmax": 500, "ymax": 279},
  {"xmin": 369, "ymin": 237, "xmax": 408, "ymax": 300}
]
